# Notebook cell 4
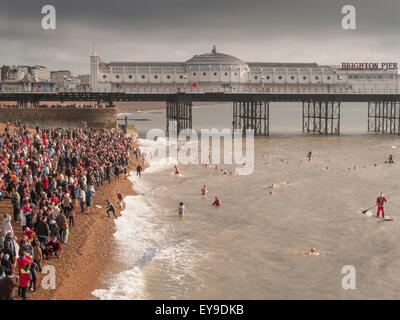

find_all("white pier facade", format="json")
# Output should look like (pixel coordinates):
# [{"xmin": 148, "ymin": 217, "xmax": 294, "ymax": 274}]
[{"xmin": 90, "ymin": 46, "xmax": 399, "ymax": 94}]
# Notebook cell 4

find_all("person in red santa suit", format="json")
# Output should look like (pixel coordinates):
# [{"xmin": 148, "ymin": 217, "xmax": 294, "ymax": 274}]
[{"xmin": 376, "ymin": 192, "xmax": 387, "ymax": 218}]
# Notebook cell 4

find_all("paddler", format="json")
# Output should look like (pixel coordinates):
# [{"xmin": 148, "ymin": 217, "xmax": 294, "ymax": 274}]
[{"xmin": 376, "ymin": 192, "xmax": 387, "ymax": 218}]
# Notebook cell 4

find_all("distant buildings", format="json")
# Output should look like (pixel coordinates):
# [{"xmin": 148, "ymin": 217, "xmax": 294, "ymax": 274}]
[
  {"xmin": 0, "ymin": 65, "xmax": 89, "ymax": 92},
  {"xmin": 0, "ymin": 65, "xmax": 54, "ymax": 92},
  {"xmin": 50, "ymin": 70, "xmax": 75, "ymax": 90}
]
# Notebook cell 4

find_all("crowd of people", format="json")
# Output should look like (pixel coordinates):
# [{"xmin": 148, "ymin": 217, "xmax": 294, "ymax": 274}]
[{"xmin": 0, "ymin": 122, "xmax": 133, "ymax": 299}]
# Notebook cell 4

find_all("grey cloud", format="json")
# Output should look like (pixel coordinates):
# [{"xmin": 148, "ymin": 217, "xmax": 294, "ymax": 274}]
[{"xmin": 0, "ymin": 0, "xmax": 399, "ymax": 74}]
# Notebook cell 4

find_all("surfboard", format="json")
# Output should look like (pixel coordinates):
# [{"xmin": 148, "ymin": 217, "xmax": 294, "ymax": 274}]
[
  {"xmin": 378, "ymin": 217, "xmax": 394, "ymax": 221},
  {"xmin": 363, "ymin": 211, "xmax": 394, "ymax": 221}
]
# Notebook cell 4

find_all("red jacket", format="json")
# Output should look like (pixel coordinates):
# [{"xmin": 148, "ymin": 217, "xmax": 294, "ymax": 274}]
[
  {"xmin": 42, "ymin": 178, "xmax": 49, "ymax": 190},
  {"xmin": 377, "ymin": 196, "xmax": 387, "ymax": 207},
  {"xmin": 17, "ymin": 256, "xmax": 33, "ymax": 273},
  {"xmin": 19, "ymin": 268, "xmax": 32, "ymax": 288}
]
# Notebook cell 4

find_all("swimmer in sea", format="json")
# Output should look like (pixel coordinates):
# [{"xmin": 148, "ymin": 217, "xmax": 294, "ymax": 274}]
[
  {"xmin": 176, "ymin": 202, "xmax": 185, "ymax": 217},
  {"xmin": 201, "ymin": 185, "xmax": 208, "ymax": 196},
  {"xmin": 307, "ymin": 248, "xmax": 320, "ymax": 256},
  {"xmin": 212, "ymin": 196, "xmax": 222, "ymax": 208}
]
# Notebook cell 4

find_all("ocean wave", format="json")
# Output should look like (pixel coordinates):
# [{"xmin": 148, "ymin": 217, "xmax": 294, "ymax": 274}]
[{"xmin": 92, "ymin": 178, "xmax": 207, "ymax": 300}]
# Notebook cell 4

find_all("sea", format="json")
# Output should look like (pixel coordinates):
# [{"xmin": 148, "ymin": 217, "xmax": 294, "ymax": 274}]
[{"xmin": 92, "ymin": 102, "xmax": 400, "ymax": 299}]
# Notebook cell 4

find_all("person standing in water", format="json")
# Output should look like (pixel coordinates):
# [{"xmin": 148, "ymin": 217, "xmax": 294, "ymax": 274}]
[
  {"xmin": 176, "ymin": 202, "xmax": 185, "ymax": 218},
  {"xmin": 174, "ymin": 165, "xmax": 180, "ymax": 176},
  {"xmin": 307, "ymin": 150, "xmax": 312, "ymax": 161},
  {"xmin": 201, "ymin": 185, "xmax": 208, "ymax": 196},
  {"xmin": 136, "ymin": 164, "xmax": 142, "ymax": 177},
  {"xmin": 212, "ymin": 196, "xmax": 222, "ymax": 208},
  {"xmin": 388, "ymin": 154, "xmax": 394, "ymax": 164},
  {"xmin": 376, "ymin": 192, "xmax": 387, "ymax": 218}
]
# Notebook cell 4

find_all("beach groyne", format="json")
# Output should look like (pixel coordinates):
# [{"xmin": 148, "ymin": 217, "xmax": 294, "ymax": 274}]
[{"xmin": 0, "ymin": 107, "xmax": 117, "ymax": 128}]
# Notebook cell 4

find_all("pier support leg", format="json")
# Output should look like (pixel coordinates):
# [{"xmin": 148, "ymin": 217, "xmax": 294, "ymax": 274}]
[
  {"xmin": 232, "ymin": 98, "xmax": 269, "ymax": 136},
  {"xmin": 166, "ymin": 93, "xmax": 193, "ymax": 137},
  {"xmin": 368, "ymin": 101, "xmax": 400, "ymax": 134},
  {"xmin": 302, "ymin": 100, "xmax": 340, "ymax": 135}
]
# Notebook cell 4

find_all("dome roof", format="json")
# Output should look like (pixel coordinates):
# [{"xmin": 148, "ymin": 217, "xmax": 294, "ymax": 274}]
[{"xmin": 184, "ymin": 46, "xmax": 249, "ymax": 71}]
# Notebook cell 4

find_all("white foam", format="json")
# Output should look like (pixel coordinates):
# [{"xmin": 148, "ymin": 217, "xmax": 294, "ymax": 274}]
[
  {"xmin": 137, "ymin": 137, "xmax": 179, "ymax": 174},
  {"xmin": 92, "ymin": 178, "xmax": 207, "ymax": 300}
]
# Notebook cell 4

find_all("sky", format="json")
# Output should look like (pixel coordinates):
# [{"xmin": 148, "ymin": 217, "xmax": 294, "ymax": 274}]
[{"xmin": 1, "ymin": 0, "xmax": 400, "ymax": 74}]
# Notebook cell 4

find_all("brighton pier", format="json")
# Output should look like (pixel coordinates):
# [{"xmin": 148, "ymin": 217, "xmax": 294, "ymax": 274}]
[
  {"xmin": 2, "ymin": 46, "xmax": 400, "ymax": 135},
  {"xmin": 1, "ymin": 91, "xmax": 400, "ymax": 136}
]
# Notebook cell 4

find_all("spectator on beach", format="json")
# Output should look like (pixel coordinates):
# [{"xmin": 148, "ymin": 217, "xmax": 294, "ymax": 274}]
[
  {"xmin": 33, "ymin": 241, "xmax": 42, "ymax": 272},
  {"xmin": 78, "ymin": 188, "xmax": 86, "ymax": 212},
  {"xmin": 18, "ymin": 263, "xmax": 32, "ymax": 300},
  {"xmin": 86, "ymin": 185, "xmax": 95, "ymax": 213},
  {"xmin": 0, "ymin": 271, "xmax": 18, "ymax": 300},
  {"xmin": 117, "ymin": 192, "xmax": 125, "ymax": 209},
  {"xmin": 43, "ymin": 237, "xmax": 62, "ymax": 259},
  {"xmin": 36, "ymin": 216, "xmax": 50, "ymax": 247},
  {"xmin": 60, "ymin": 223, "xmax": 69, "ymax": 243},
  {"xmin": 11, "ymin": 190, "xmax": 20, "ymax": 222},
  {"xmin": 1, "ymin": 253, "xmax": 13, "ymax": 276},
  {"xmin": 3, "ymin": 232, "xmax": 16, "ymax": 263},
  {"xmin": 1, "ymin": 214, "xmax": 13, "ymax": 236}
]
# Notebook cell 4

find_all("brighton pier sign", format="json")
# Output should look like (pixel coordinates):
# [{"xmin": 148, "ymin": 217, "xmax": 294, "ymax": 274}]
[{"xmin": 341, "ymin": 62, "xmax": 398, "ymax": 71}]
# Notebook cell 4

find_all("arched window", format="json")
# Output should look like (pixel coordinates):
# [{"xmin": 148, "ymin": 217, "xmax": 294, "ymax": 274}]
[
  {"xmin": 128, "ymin": 75, "xmax": 133, "ymax": 79},
  {"xmin": 141, "ymin": 75, "xmax": 145, "ymax": 79}
]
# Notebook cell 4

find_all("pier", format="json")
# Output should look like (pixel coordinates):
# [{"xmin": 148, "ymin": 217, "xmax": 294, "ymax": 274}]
[{"xmin": 2, "ymin": 92, "xmax": 400, "ymax": 135}]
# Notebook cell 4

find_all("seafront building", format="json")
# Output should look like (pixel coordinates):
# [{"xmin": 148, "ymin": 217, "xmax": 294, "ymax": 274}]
[
  {"xmin": 0, "ymin": 65, "xmax": 54, "ymax": 92},
  {"xmin": 89, "ymin": 46, "xmax": 400, "ymax": 94}
]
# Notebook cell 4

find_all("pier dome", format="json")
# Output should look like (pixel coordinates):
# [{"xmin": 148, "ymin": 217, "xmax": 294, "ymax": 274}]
[{"xmin": 184, "ymin": 46, "xmax": 250, "ymax": 71}]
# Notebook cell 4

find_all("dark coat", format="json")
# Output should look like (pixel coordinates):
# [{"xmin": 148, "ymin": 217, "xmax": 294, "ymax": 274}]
[{"xmin": 0, "ymin": 275, "xmax": 18, "ymax": 299}]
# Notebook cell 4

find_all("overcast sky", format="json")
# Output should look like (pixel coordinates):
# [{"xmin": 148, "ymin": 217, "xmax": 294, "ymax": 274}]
[{"xmin": 1, "ymin": 0, "xmax": 400, "ymax": 74}]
